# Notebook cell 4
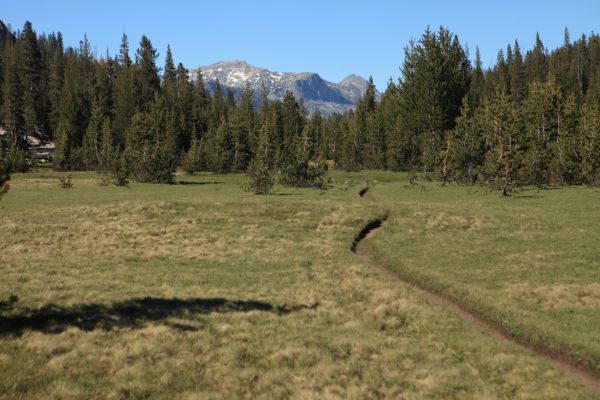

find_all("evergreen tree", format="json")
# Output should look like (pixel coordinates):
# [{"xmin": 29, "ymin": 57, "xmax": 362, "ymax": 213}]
[
  {"xmin": 548, "ymin": 94, "xmax": 580, "ymax": 184},
  {"xmin": 481, "ymin": 89, "xmax": 524, "ymax": 195},
  {"xmin": 230, "ymin": 82, "xmax": 255, "ymax": 171},
  {"xmin": 181, "ymin": 130, "xmax": 203, "ymax": 174},
  {"xmin": 280, "ymin": 90, "xmax": 305, "ymax": 164},
  {"xmin": 527, "ymin": 33, "xmax": 548, "ymax": 83},
  {"xmin": 580, "ymin": 103, "xmax": 600, "ymax": 185},
  {"xmin": 469, "ymin": 47, "xmax": 486, "ymax": 108},
  {"xmin": 209, "ymin": 80, "xmax": 226, "ymax": 129},
  {"xmin": 126, "ymin": 94, "xmax": 176, "ymax": 183},
  {"xmin": 175, "ymin": 62, "xmax": 194, "ymax": 150},
  {"xmin": 98, "ymin": 117, "xmax": 114, "ymax": 172},
  {"xmin": 82, "ymin": 100, "xmax": 103, "ymax": 168},
  {"xmin": 2, "ymin": 45, "xmax": 25, "ymax": 144},
  {"xmin": 397, "ymin": 26, "xmax": 471, "ymax": 172},
  {"xmin": 112, "ymin": 33, "xmax": 134, "ymax": 147},
  {"xmin": 522, "ymin": 76, "xmax": 562, "ymax": 184},
  {"xmin": 509, "ymin": 40, "xmax": 527, "ymax": 103},
  {"xmin": 133, "ymin": 35, "xmax": 160, "ymax": 112},
  {"xmin": 0, "ymin": 151, "xmax": 9, "ymax": 199},
  {"xmin": 215, "ymin": 118, "xmax": 234, "ymax": 173},
  {"xmin": 443, "ymin": 97, "xmax": 485, "ymax": 184},
  {"xmin": 191, "ymin": 68, "xmax": 210, "ymax": 136},
  {"xmin": 47, "ymin": 31, "xmax": 64, "ymax": 136},
  {"xmin": 18, "ymin": 21, "xmax": 45, "ymax": 134}
]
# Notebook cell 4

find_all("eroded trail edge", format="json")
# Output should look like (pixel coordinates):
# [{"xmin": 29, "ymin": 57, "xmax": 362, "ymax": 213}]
[{"xmin": 351, "ymin": 211, "xmax": 600, "ymax": 395}]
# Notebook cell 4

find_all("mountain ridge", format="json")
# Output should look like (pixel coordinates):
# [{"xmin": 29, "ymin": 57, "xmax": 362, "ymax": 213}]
[{"xmin": 189, "ymin": 60, "xmax": 378, "ymax": 116}]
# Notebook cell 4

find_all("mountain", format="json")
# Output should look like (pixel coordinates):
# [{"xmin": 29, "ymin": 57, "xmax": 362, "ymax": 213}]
[{"xmin": 189, "ymin": 61, "xmax": 378, "ymax": 116}]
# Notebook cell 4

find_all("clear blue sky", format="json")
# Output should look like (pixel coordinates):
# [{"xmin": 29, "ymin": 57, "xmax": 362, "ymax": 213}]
[{"xmin": 3, "ymin": 0, "xmax": 599, "ymax": 90}]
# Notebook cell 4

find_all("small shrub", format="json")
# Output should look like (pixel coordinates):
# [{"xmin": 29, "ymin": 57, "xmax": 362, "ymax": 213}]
[
  {"xmin": 98, "ymin": 174, "xmax": 111, "ymax": 186},
  {"xmin": 58, "ymin": 175, "xmax": 73, "ymax": 189},
  {"xmin": 181, "ymin": 138, "xmax": 203, "ymax": 175},
  {"xmin": 245, "ymin": 158, "xmax": 274, "ymax": 195},
  {"xmin": 112, "ymin": 153, "xmax": 130, "ymax": 187},
  {"xmin": 281, "ymin": 158, "xmax": 332, "ymax": 190},
  {"xmin": 0, "ymin": 158, "xmax": 9, "ymax": 199},
  {"xmin": 6, "ymin": 144, "xmax": 29, "ymax": 173}
]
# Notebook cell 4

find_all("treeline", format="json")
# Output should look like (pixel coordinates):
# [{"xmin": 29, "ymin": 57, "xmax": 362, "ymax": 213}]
[
  {"xmin": 1, "ymin": 22, "xmax": 600, "ymax": 192},
  {"xmin": 344, "ymin": 27, "xmax": 600, "ymax": 193}
]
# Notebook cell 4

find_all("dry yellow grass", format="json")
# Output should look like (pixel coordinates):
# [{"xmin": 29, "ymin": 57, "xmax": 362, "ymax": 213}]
[{"xmin": 0, "ymin": 171, "xmax": 597, "ymax": 398}]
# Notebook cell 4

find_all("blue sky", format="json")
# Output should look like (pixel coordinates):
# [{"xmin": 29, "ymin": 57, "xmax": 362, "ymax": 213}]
[{"xmin": 2, "ymin": 0, "xmax": 599, "ymax": 90}]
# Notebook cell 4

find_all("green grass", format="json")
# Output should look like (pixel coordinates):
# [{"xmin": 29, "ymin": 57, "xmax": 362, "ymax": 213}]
[
  {"xmin": 368, "ymin": 176, "xmax": 600, "ymax": 374},
  {"xmin": 0, "ymin": 170, "xmax": 598, "ymax": 398}
]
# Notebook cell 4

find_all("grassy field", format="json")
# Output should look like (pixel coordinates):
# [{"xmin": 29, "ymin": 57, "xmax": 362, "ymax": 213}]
[
  {"xmin": 368, "ymin": 176, "xmax": 600, "ymax": 376},
  {"xmin": 0, "ymin": 170, "xmax": 598, "ymax": 399}
]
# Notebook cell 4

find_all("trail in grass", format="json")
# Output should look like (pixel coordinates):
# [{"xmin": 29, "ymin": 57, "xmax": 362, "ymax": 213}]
[{"xmin": 352, "ymin": 188, "xmax": 600, "ymax": 395}]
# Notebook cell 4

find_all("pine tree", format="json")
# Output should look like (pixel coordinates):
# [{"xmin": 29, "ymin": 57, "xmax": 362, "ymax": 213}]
[
  {"xmin": 54, "ymin": 52, "xmax": 87, "ymax": 169},
  {"xmin": 162, "ymin": 45, "xmax": 176, "ymax": 86},
  {"xmin": 523, "ymin": 76, "xmax": 561, "ymax": 184},
  {"xmin": 481, "ymin": 89, "xmax": 523, "ymax": 195},
  {"xmin": 98, "ymin": 117, "xmax": 114, "ymax": 172},
  {"xmin": 112, "ymin": 33, "xmax": 134, "ymax": 147},
  {"xmin": 18, "ymin": 21, "xmax": 45, "ymax": 134},
  {"xmin": 580, "ymin": 103, "xmax": 600, "ymax": 185},
  {"xmin": 191, "ymin": 68, "xmax": 210, "ymax": 136},
  {"xmin": 280, "ymin": 90, "xmax": 305, "ymax": 164},
  {"xmin": 231, "ymin": 82, "xmax": 255, "ymax": 171},
  {"xmin": 397, "ymin": 26, "xmax": 471, "ymax": 173},
  {"xmin": 509, "ymin": 40, "xmax": 527, "ymax": 103},
  {"xmin": 215, "ymin": 118, "xmax": 234, "ymax": 173},
  {"xmin": 0, "ymin": 150, "xmax": 9, "ymax": 199},
  {"xmin": 444, "ymin": 97, "xmax": 485, "ymax": 184},
  {"xmin": 133, "ymin": 35, "xmax": 160, "ymax": 112},
  {"xmin": 82, "ymin": 100, "xmax": 103, "ymax": 168},
  {"xmin": 47, "ymin": 31, "xmax": 64, "ymax": 136},
  {"xmin": 175, "ymin": 62, "xmax": 193, "ymax": 150},
  {"xmin": 209, "ymin": 80, "xmax": 226, "ymax": 129},
  {"xmin": 528, "ymin": 33, "xmax": 548, "ymax": 83},
  {"xmin": 125, "ymin": 94, "xmax": 176, "ymax": 183},
  {"xmin": 469, "ymin": 47, "xmax": 486, "ymax": 108},
  {"xmin": 548, "ymin": 94, "xmax": 580, "ymax": 184},
  {"xmin": 2, "ymin": 45, "xmax": 25, "ymax": 144},
  {"xmin": 181, "ymin": 128, "xmax": 203, "ymax": 174}
]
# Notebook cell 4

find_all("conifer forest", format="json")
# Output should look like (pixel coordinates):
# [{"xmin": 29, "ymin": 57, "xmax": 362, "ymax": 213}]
[{"xmin": 2, "ymin": 15, "xmax": 600, "ymax": 399}]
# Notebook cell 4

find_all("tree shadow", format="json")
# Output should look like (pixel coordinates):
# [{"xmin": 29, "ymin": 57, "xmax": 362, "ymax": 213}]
[
  {"xmin": 177, "ymin": 181, "xmax": 224, "ymax": 186},
  {"xmin": 0, "ymin": 297, "xmax": 317, "ymax": 337}
]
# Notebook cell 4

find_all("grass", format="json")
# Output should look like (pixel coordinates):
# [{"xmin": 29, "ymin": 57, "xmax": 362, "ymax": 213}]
[
  {"xmin": 367, "ymin": 176, "xmax": 600, "ymax": 376},
  {"xmin": 0, "ymin": 170, "xmax": 598, "ymax": 398}
]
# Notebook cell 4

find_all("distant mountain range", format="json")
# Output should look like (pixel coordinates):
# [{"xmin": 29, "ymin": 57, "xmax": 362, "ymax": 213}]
[{"xmin": 189, "ymin": 61, "xmax": 379, "ymax": 116}]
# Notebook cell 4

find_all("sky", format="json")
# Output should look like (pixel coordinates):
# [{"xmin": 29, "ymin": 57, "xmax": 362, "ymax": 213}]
[{"xmin": 2, "ymin": 0, "xmax": 600, "ymax": 90}]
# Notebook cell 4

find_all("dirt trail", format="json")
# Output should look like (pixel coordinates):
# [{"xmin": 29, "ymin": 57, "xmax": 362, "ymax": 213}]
[{"xmin": 352, "ymin": 190, "xmax": 600, "ymax": 395}]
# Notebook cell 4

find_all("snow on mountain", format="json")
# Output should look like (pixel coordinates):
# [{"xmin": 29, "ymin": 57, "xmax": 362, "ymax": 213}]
[{"xmin": 189, "ymin": 61, "xmax": 378, "ymax": 116}]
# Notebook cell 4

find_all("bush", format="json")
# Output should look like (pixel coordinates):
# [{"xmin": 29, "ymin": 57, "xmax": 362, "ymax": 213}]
[
  {"xmin": 181, "ymin": 138, "xmax": 203, "ymax": 175},
  {"xmin": 6, "ymin": 144, "xmax": 29, "ymax": 173},
  {"xmin": 58, "ymin": 175, "xmax": 73, "ymax": 189},
  {"xmin": 245, "ymin": 158, "xmax": 274, "ymax": 195},
  {"xmin": 128, "ymin": 146, "xmax": 176, "ymax": 184},
  {"xmin": 0, "ymin": 157, "xmax": 9, "ymax": 199},
  {"xmin": 111, "ymin": 152, "xmax": 130, "ymax": 187},
  {"xmin": 280, "ymin": 158, "xmax": 332, "ymax": 190}
]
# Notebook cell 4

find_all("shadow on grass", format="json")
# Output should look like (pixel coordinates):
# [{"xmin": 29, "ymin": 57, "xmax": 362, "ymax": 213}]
[
  {"xmin": 177, "ymin": 181, "xmax": 225, "ymax": 186},
  {"xmin": 0, "ymin": 297, "xmax": 317, "ymax": 337}
]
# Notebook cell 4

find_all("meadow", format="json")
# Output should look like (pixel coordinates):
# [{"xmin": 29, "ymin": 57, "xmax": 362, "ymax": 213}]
[{"xmin": 0, "ymin": 170, "xmax": 599, "ymax": 399}]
